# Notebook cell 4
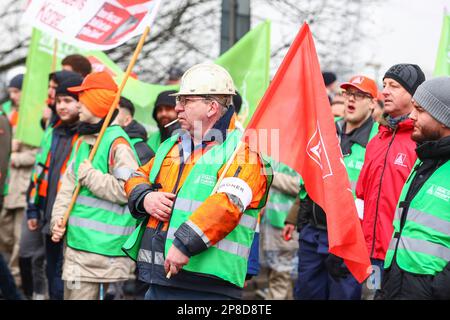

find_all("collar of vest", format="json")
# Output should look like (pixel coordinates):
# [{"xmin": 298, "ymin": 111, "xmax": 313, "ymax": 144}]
[{"xmin": 337, "ymin": 116, "xmax": 375, "ymax": 148}]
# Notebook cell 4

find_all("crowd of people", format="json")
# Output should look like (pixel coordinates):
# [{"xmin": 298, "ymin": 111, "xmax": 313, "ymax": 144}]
[{"xmin": 0, "ymin": 53, "xmax": 449, "ymax": 300}]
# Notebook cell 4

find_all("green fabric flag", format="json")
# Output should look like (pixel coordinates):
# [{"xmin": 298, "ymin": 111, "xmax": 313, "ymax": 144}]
[
  {"xmin": 216, "ymin": 20, "xmax": 271, "ymax": 126},
  {"xmin": 434, "ymin": 14, "xmax": 450, "ymax": 76}
]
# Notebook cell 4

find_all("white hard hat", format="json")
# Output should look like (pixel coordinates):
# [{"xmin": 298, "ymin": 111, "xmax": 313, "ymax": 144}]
[{"xmin": 171, "ymin": 63, "xmax": 236, "ymax": 96}]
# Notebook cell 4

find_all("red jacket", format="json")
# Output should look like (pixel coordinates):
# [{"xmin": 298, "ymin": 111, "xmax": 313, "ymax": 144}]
[{"xmin": 356, "ymin": 118, "xmax": 417, "ymax": 260}]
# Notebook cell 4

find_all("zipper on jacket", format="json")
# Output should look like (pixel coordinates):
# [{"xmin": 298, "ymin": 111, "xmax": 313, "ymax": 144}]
[
  {"xmin": 370, "ymin": 128, "xmax": 397, "ymax": 258},
  {"xmin": 158, "ymin": 143, "xmax": 186, "ymax": 260}
]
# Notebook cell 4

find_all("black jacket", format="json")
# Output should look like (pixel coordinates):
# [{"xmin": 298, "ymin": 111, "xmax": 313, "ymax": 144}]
[
  {"xmin": 377, "ymin": 135, "xmax": 450, "ymax": 300},
  {"xmin": 124, "ymin": 120, "xmax": 155, "ymax": 165},
  {"xmin": 0, "ymin": 107, "xmax": 11, "ymax": 210}
]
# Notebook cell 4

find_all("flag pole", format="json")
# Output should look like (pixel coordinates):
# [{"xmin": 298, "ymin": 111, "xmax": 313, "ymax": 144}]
[
  {"xmin": 61, "ymin": 26, "xmax": 151, "ymax": 227},
  {"xmin": 51, "ymin": 38, "xmax": 58, "ymax": 72}
]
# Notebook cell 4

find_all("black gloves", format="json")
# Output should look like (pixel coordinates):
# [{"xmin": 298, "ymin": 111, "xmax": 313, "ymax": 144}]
[{"xmin": 325, "ymin": 254, "xmax": 350, "ymax": 279}]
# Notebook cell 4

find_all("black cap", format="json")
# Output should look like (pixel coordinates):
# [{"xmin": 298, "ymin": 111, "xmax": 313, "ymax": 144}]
[
  {"xmin": 49, "ymin": 70, "xmax": 80, "ymax": 85},
  {"xmin": 55, "ymin": 75, "xmax": 84, "ymax": 101},
  {"xmin": 322, "ymin": 71, "xmax": 337, "ymax": 87},
  {"xmin": 8, "ymin": 74, "xmax": 24, "ymax": 90},
  {"xmin": 153, "ymin": 90, "xmax": 177, "ymax": 120},
  {"xmin": 383, "ymin": 64, "xmax": 425, "ymax": 96}
]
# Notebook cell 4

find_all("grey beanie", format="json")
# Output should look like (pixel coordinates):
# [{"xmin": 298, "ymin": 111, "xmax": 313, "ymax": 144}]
[{"xmin": 413, "ymin": 77, "xmax": 450, "ymax": 128}]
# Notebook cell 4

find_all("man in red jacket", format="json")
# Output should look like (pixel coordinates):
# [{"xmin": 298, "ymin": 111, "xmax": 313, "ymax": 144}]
[{"xmin": 355, "ymin": 64, "xmax": 425, "ymax": 298}]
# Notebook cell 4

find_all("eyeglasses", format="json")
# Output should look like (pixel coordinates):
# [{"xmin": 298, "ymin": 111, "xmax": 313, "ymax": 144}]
[
  {"xmin": 342, "ymin": 91, "xmax": 372, "ymax": 101},
  {"xmin": 175, "ymin": 96, "xmax": 211, "ymax": 107}
]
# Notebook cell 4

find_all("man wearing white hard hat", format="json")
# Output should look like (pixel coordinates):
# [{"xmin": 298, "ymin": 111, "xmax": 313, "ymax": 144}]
[{"xmin": 124, "ymin": 63, "xmax": 272, "ymax": 300}]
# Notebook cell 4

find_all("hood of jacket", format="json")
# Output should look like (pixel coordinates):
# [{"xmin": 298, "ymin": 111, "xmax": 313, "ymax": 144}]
[{"xmin": 124, "ymin": 120, "xmax": 148, "ymax": 141}]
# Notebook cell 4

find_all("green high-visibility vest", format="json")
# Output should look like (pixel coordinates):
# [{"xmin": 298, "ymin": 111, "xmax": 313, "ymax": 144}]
[
  {"xmin": 67, "ymin": 125, "xmax": 138, "ymax": 257},
  {"xmin": 148, "ymin": 130, "xmax": 270, "ymax": 287},
  {"xmin": 265, "ymin": 161, "xmax": 300, "ymax": 228},
  {"xmin": 29, "ymin": 126, "xmax": 54, "ymax": 205},
  {"xmin": 147, "ymin": 131, "xmax": 161, "ymax": 154},
  {"xmin": 384, "ymin": 159, "xmax": 450, "ymax": 275},
  {"xmin": 342, "ymin": 121, "xmax": 379, "ymax": 195},
  {"xmin": 1, "ymin": 100, "xmax": 12, "ymax": 116}
]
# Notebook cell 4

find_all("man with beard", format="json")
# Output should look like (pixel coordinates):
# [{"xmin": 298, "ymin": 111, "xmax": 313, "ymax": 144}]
[
  {"xmin": 147, "ymin": 90, "xmax": 180, "ymax": 153},
  {"xmin": 377, "ymin": 77, "xmax": 450, "ymax": 300},
  {"xmin": 50, "ymin": 72, "xmax": 139, "ymax": 300},
  {"xmin": 26, "ymin": 74, "xmax": 83, "ymax": 300}
]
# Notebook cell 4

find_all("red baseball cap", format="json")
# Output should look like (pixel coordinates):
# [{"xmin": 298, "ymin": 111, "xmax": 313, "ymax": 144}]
[
  {"xmin": 68, "ymin": 71, "xmax": 118, "ymax": 93},
  {"xmin": 340, "ymin": 75, "xmax": 378, "ymax": 99}
]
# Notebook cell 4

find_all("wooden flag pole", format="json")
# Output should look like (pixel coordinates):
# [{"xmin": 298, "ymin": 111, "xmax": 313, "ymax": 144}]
[
  {"xmin": 51, "ymin": 38, "xmax": 58, "ymax": 72},
  {"xmin": 61, "ymin": 26, "xmax": 151, "ymax": 227}
]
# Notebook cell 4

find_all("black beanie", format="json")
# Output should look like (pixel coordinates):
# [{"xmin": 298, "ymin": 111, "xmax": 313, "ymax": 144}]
[
  {"xmin": 153, "ymin": 90, "xmax": 177, "ymax": 121},
  {"xmin": 322, "ymin": 71, "xmax": 337, "ymax": 87},
  {"xmin": 55, "ymin": 75, "xmax": 83, "ymax": 100},
  {"xmin": 8, "ymin": 74, "xmax": 24, "ymax": 90},
  {"xmin": 49, "ymin": 70, "xmax": 81, "ymax": 84},
  {"xmin": 383, "ymin": 64, "xmax": 425, "ymax": 96}
]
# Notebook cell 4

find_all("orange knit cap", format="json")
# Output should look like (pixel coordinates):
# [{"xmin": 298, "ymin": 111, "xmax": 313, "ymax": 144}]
[{"xmin": 68, "ymin": 71, "xmax": 118, "ymax": 118}]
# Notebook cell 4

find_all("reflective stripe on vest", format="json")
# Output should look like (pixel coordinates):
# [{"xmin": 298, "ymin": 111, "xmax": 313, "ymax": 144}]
[
  {"xmin": 137, "ymin": 249, "xmax": 165, "ymax": 266},
  {"xmin": 167, "ymin": 227, "xmax": 251, "ymax": 259},
  {"xmin": 69, "ymin": 216, "xmax": 135, "ymax": 236},
  {"xmin": 76, "ymin": 195, "xmax": 130, "ymax": 216},
  {"xmin": 396, "ymin": 235, "xmax": 450, "ymax": 262},
  {"xmin": 406, "ymin": 208, "xmax": 450, "ymax": 236}
]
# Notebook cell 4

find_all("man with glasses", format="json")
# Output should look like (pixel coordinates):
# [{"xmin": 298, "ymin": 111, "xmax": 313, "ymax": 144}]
[
  {"xmin": 291, "ymin": 75, "xmax": 379, "ymax": 300},
  {"xmin": 124, "ymin": 63, "xmax": 271, "ymax": 300},
  {"xmin": 355, "ymin": 64, "xmax": 425, "ymax": 298}
]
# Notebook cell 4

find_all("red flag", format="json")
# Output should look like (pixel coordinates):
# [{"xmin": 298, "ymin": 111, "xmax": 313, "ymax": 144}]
[{"xmin": 245, "ymin": 23, "xmax": 371, "ymax": 283}]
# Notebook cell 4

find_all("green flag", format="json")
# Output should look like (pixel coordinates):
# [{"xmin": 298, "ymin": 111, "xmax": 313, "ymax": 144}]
[
  {"xmin": 434, "ymin": 13, "xmax": 450, "ymax": 76},
  {"xmin": 216, "ymin": 20, "xmax": 271, "ymax": 126}
]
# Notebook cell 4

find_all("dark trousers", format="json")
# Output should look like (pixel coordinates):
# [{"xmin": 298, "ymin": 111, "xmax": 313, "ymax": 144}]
[
  {"xmin": 294, "ymin": 224, "xmax": 362, "ymax": 300},
  {"xmin": 45, "ymin": 235, "xmax": 64, "ymax": 300},
  {"xmin": 0, "ymin": 253, "xmax": 22, "ymax": 300},
  {"xmin": 144, "ymin": 284, "xmax": 235, "ymax": 300}
]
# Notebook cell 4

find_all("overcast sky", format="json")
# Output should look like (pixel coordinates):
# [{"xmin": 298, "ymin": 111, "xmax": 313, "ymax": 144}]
[
  {"xmin": 254, "ymin": 0, "xmax": 449, "ymax": 83},
  {"xmin": 366, "ymin": 0, "xmax": 449, "ymax": 79}
]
